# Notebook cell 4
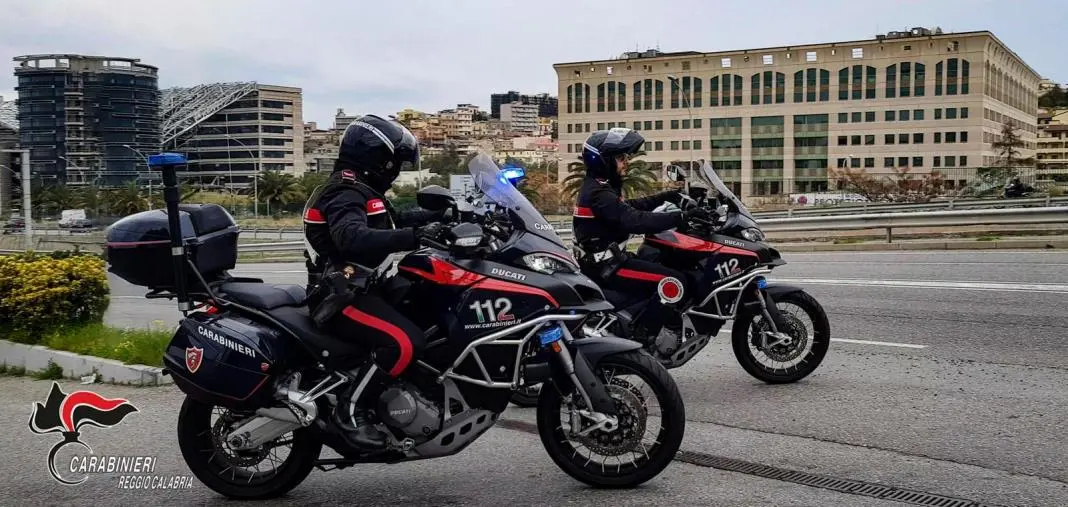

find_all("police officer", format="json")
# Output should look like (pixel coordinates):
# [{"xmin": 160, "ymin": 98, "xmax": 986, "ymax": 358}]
[
  {"xmin": 572, "ymin": 128, "xmax": 709, "ymax": 340},
  {"xmin": 303, "ymin": 114, "xmax": 446, "ymax": 449}
]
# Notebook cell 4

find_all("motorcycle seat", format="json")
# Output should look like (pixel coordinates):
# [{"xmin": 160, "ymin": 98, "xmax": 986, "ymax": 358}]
[{"xmin": 218, "ymin": 282, "xmax": 307, "ymax": 310}]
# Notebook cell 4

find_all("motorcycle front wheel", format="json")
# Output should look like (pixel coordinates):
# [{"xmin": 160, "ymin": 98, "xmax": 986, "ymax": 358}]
[
  {"xmin": 535, "ymin": 350, "xmax": 685, "ymax": 488},
  {"xmin": 731, "ymin": 289, "xmax": 830, "ymax": 384}
]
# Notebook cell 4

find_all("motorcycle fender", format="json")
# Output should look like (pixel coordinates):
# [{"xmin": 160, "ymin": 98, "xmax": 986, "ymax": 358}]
[
  {"xmin": 763, "ymin": 282, "xmax": 805, "ymax": 300},
  {"xmin": 549, "ymin": 337, "xmax": 643, "ymax": 415}
]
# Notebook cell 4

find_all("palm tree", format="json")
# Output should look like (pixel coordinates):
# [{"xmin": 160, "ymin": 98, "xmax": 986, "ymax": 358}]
[
  {"xmin": 256, "ymin": 171, "xmax": 301, "ymax": 216},
  {"xmin": 106, "ymin": 182, "xmax": 150, "ymax": 216},
  {"xmin": 561, "ymin": 151, "xmax": 659, "ymax": 199}
]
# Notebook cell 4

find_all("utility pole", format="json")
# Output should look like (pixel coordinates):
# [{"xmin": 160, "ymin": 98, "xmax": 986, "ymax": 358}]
[{"xmin": 1, "ymin": 149, "xmax": 32, "ymax": 246}]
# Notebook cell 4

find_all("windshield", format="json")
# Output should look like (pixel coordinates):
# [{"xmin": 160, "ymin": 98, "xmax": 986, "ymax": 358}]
[
  {"xmin": 467, "ymin": 152, "xmax": 567, "ymax": 248},
  {"xmin": 697, "ymin": 160, "xmax": 755, "ymax": 220}
]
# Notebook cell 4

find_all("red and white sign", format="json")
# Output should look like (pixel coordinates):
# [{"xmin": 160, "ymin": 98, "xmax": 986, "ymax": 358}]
[
  {"xmin": 367, "ymin": 199, "xmax": 386, "ymax": 215},
  {"xmin": 185, "ymin": 346, "xmax": 203, "ymax": 374}
]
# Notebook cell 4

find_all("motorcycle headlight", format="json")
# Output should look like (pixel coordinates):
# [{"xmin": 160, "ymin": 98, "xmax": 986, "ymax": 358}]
[
  {"xmin": 522, "ymin": 253, "xmax": 579, "ymax": 275},
  {"xmin": 741, "ymin": 228, "xmax": 766, "ymax": 242}
]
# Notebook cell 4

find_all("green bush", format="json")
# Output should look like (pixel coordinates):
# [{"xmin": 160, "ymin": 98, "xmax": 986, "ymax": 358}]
[{"xmin": 0, "ymin": 251, "xmax": 110, "ymax": 343}]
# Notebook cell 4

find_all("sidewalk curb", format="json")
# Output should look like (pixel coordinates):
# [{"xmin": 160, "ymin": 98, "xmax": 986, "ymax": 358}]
[
  {"xmin": 774, "ymin": 238, "xmax": 1067, "ymax": 252},
  {"xmin": 0, "ymin": 339, "xmax": 171, "ymax": 386}
]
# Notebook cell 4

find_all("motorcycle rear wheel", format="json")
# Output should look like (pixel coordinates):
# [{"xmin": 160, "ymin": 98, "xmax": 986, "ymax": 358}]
[
  {"xmin": 535, "ymin": 350, "xmax": 685, "ymax": 488},
  {"xmin": 177, "ymin": 396, "xmax": 322, "ymax": 499}
]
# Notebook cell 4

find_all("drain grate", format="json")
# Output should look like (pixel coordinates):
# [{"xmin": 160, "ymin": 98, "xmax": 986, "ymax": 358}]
[{"xmin": 497, "ymin": 418, "xmax": 1001, "ymax": 507}]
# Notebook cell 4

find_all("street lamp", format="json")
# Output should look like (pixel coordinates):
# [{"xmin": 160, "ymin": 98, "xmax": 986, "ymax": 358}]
[
  {"xmin": 225, "ymin": 136, "xmax": 259, "ymax": 217},
  {"xmin": 0, "ymin": 149, "xmax": 33, "ymax": 246},
  {"xmin": 667, "ymin": 75, "xmax": 695, "ymax": 178}
]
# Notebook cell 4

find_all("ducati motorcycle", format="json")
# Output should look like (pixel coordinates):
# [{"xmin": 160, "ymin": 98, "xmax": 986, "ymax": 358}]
[
  {"xmin": 105, "ymin": 152, "xmax": 685, "ymax": 499},
  {"xmin": 511, "ymin": 161, "xmax": 830, "ymax": 406}
]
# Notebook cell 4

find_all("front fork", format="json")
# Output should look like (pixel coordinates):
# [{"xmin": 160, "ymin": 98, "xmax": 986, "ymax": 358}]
[
  {"xmin": 745, "ymin": 281, "xmax": 794, "ymax": 349},
  {"xmin": 531, "ymin": 323, "xmax": 621, "ymax": 435}
]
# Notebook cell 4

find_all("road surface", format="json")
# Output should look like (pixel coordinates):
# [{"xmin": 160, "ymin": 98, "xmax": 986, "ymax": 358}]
[{"xmin": 3, "ymin": 250, "xmax": 1066, "ymax": 505}]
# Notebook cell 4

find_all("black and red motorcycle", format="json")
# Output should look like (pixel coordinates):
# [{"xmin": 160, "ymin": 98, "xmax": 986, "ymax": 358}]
[
  {"xmin": 105, "ymin": 152, "xmax": 685, "ymax": 499},
  {"xmin": 511, "ymin": 161, "xmax": 830, "ymax": 406}
]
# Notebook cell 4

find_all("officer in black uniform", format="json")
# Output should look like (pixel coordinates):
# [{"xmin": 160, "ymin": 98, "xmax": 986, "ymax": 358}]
[
  {"xmin": 302, "ymin": 114, "xmax": 446, "ymax": 449},
  {"xmin": 572, "ymin": 128, "xmax": 709, "ymax": 340}
]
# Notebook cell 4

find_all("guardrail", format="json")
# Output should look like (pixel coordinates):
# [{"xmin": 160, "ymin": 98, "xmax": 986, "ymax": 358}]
[
  {"xmin": 235, "ymin": 206, "xmax": 1068, "ymax": 253},
  {"xmin": 751, "ymin": 196, "xmax": 1068, "ymax": 219}
]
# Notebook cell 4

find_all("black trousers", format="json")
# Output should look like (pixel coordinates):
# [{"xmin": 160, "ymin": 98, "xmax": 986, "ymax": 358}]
[
  {"xmin": 588, "ymin": 256, "xmax": 691, "ymax": 336},
  {"xmin": 327, "ymin": 293, "xmax": 425, "ymax": 377}
]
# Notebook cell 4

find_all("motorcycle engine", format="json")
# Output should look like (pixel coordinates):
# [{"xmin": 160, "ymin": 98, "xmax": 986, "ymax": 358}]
[{"xmin": 376, "ymin": 381, "xmax": 441, "ymax": 440}]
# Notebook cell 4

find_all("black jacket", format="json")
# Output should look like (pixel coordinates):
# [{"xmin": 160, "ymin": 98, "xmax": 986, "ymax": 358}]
[
  {"xmin": 304, "ymin": 169, "xmax": 439, "ymax": 278},
  {"xmin": 572, "ymin": 176, "xmax": 683, "ymax": 252}
]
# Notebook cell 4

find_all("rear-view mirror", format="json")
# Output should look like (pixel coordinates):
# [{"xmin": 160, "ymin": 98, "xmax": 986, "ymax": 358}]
[{"xmin": 417, "ymin": 185, "xmax": 456, "ymax": 211}]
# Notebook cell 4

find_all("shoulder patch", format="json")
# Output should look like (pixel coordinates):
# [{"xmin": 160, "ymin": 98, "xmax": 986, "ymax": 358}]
[
  {"xmin": 341, "ymin": 169, "xmax": 356, "ymax": 183},
  {"xmin": 367, "ymin": 198, "xmax": 387, "ymax": 215}
]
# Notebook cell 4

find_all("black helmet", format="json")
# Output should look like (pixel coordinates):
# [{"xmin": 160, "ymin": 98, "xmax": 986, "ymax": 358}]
[
  {"xmin": 581, "ymin": 128, "xmax": 644, "ymax": 187},
  {"xmin": 335, "ymin": 114, "xmax": 419, "ymax": 193}
]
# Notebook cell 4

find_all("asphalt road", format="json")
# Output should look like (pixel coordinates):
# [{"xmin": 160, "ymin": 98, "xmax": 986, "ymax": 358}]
[{"xmin": 4, "ymin": 250, "xmax": 1066, "ymax": 505}]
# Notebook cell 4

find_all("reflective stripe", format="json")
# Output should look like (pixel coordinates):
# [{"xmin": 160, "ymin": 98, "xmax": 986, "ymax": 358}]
[
  {"xmin": 616, "ymin": 268, "xmax": 666, "ymax": 282},
  {"xmin": 303, "ymin": 207, "xmax": 326, "ymax": 224}
]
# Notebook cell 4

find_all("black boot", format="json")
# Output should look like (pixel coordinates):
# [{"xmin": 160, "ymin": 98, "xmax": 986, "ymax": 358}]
[{"xmin": 333, "ymin": 364, "xmax": 390, "ymax": 450}]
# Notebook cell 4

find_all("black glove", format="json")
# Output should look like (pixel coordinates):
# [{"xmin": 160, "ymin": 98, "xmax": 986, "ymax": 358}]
[
  {"xmin": 682, "ymin": 207, "xmax": 712, "ymax": 223},
  {"xmin": 416, "ymin": 222, "xmax": 447, "ymax": 244},
  {"xmin": 439, "ymin": 207, "xmax": 457, "ymax": 223}
]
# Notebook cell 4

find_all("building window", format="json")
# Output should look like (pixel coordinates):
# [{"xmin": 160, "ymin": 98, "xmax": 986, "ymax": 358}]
[
  {"xmin": 898, "ymin": 133, "xmax": 909, "ymax": 144},
  {"xmin": 751, "ymin": 73, "xmax": 761, "ymax": 105},
  {"xmin": 945, "ymin": 155, "xmax": 956, "ymax": 167},
  {"xmin": 692, "ymin": 77, "xmax": 702, "ymax": 107},
  {"xmin": 852, "ymin": 48, "xmax": 864, "ymax": 58},
  {"xmin": 933, "ymin": 156, "xmax": 941, "ymax": 167},
  {"xmin": 585, "ymin": 123, "xmax": 590, "ymax": 132},
  {"xmin": 851, "ymin": 135, "xmax": 861, "ymax": 145},
  {"xmin": 914, "ymin": 63, "xmax": 926, "ymax": 96},
  {"xmin": 644, "ymin": 121, "xmax": 652, "ymax": 130},
  {"xmin": 806, "ymin": 51, "xmax": 817, "ymax": 62},
  {"xmin": 763, "ymin": 54, "xmax": 774, "ymax": 65},
  {"xmin": 709, "ymin": 76, "xmax": 720, "ymax": 107},
  {"xmin": 960, "ymin": 155, "xmax": 967, "ymax": 166},
  {"xmin": 899, "ymin": 62, "xmax": 911, "ymax": 97},
  {"xmin": 644, "ymin": 142, "xmax": 652, "ymax": 151},
  {"xmin": 914, "ymin": 133, "xmax": 924, "ymax": 144},
  {"xmin": 900, "ymin": 109, "xmax": 910, "ymax": 121},
  {"xmin": 886, "ymin": 110, "xmax": 896, "ymax": 121},
  {"xmin": 721, "ymin": 57, "xmax": 732, "ymax": 68},
  {"xmin": 655, "ymin": 120, "xmax": 663, "ymax": 130},
  {"xmin": 913, "ymin": 109, "xmax": 924, "ymax": 120},
  {"xmin": 865, "ymin": 66, "xmax": 876, "ymax": 99},
  {"xmin": 607, "ymin": 122, "xmax": 616, "ymax": 129},
  {"xmin": 682, "ymin": 140, "xmax": 691, "ymax": 150},
  {"xmin": 567, "ymin": 124, "xmax": 573, "ymax": 134},
  {"xmin": 961, "ymin": 131, "xmax": 968, "ymax": 142},
  {"xmin": 946, "ymin": 132, "xmax": 957, "ymax": 143},
  {"xmin": 633, "ymin": 82, "xmax": 642, "ymax": 110},
  {"xmin": 566, "ymin": 144, "xmax": 572, "ymax": 153},
  {"xmin": 961, "ymin": 107, "xmax": 969, "ymax": 119},
  {"xmin": 819, "ymin": 69, "xmax": 830, "ymax": 101},
  {"xmin": 775, "ymin": 72, "xmax": 785, "ymax": 104},
  {"xmin": 946, "ymin": 58, "xmax": 959, "ymax": 95},
  {"xmin": 693, "ymin": 118, "xmax": 702, "ymax": 128},
  {"xmin": 851, "ymin": 157, "xmax": 861, "ymax": 168},
  {"xmin": 852, "ymin": 65, "xmax": 863, "ymax": 100},
  {"xmin": 864, "ymin": 134, "xmax": 875, "ymax": 145},
  {"xmin": 838, "ymin": 68, "xmax": 849, "ymax": 100},
  {"xmin": 654, "ymin": 141, "xmax": 663, "ymax": 151},
  {"xmin": 633, "ymin": 121, "xmax": 640, "ymax": 130},
  {"xmin": 851, "ymin": 111, "xmax": 862, "ymax": 123},
  {"xmin": 913, "ymin": 157, "xmax": 923, "ymax": 167},
  {"xmin": 885, "ymin": 134, "xmax": 895, "ymax": 144},
  {"xmin": 597, "ymin": 83, "xmax": 606, "ymax": 112},
  {"xmin": 886, "ymin": 64, "xmax": 897, "ymax": 98},
  {"xmin": 961, "ymin": 60, "xmax": 970, "ymax": 94},
  {"xmin": 671, "ymin": 141, "xmax": 679, "ymax": 151},
  {"xmin": 837, "ymin": 136, "xmax": 847, "ymax": 146},
  {"xmin": 682, "ymin": 119, "xmax": 691, "ymax": 129},
  {"xmin": 934, "ymin": 132, "xmax": 942, "ymax": 143},
  {"xmin": 865, "ymin": 111, "xmax": 875, "ymax": 122},
  {"xmin": 671, "ymin": 119, "xmax": 679, "ymax": 129},
  {"xmin": 694, "ymin": 140, "xmax": 702, "ymax": 150},
  {"xmin": 864, "ymin": 157, "xmax": 874, "ymax": 168},
  {"xmin": 898, "ymin": 156, "xmax": 908, "ymax": 167},
  {"xmin": 935, "ymin": 61, "xmax": 943, "ymax": 96},
  {"xmin": 838, "ymin": 112, "xmax": 849, "ymax": 123},
  {"xmin": 837, "ymin": 158, "xmax": 848, "ymax": 168},
  {"xmin": 597, "ymin": 122, "xmax": 605, "ymax": 130},
  {"xmin": 934, "ymin": 108, "xmax": 942, "ymax": 120},
  {"xmin": 946, "ymin": 108, "xmax": 958, "ymax": 120},
  {"xmin": 655, "ymin": 79, "xmax": 664, "ymax": 109}
]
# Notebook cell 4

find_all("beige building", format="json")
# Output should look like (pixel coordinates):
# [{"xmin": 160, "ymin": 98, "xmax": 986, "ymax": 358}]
[
  {"xmin": 1037, "ymin": 108, "xmax": 1068, "ymax": 176},
  {"xmin": 501, "ymin": 101, "xmax": 539, "ymax": 135},
  {"xmin": 164, "ymin": 83, "xmax": 305, "ymax": 185},
  {"xmin": 555, "ymin": 30, "xmax": 1040, "ymax": 201}
]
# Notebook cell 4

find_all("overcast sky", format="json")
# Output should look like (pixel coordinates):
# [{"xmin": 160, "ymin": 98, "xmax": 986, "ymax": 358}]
[{"xmin": 1, "ymin": 0, "xmax": 1064, "ymax": 126}]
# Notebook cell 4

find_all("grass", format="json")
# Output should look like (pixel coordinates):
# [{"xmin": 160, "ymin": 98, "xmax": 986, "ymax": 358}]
[
  {"xmin": 832, "ymin": 237, "xmax": 866, "ymax": 245},
  {"xmin": 976, "ymin": 235, "xmax": 1002, "ymax": 242},
  {"xmin": 37, "ymin": 322, "xmax": 172, "ymax": 368}
]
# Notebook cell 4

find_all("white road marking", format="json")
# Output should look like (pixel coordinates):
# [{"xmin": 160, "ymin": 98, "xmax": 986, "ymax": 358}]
[
  {"xmin": 772, "ymin": 278, "xmax": 1068, "ymax": 294},
  {"xmin": 831, "ymin": 338, "xmax": 927, "ymax": 349}
]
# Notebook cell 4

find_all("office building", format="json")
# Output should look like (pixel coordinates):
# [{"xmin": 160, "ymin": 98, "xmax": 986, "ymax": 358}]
[
  {"xmin": 160, "ymin": 83, "xmax": 304, "ymax": 188},
  {"xmin": 13, "ymin": 54, "xmax": 160, "ymax": 186},
  {"xmin": 555, "ymin": 29, "xmax": 1041, "ymax": 201},
  {"xmin": 501, "ymin": 102, "xmax": 539, "ymax": 134},
  {"xmin": 333, "ymin": 108, "xmax": 358, "ymax": 131},
  {"xmin": 1037, "ymin": 108, "xmax": 1068, "ymax": 173},
  {"xmin": 490, "ymin": 91, "xmax": 558, "ymax": 118}
]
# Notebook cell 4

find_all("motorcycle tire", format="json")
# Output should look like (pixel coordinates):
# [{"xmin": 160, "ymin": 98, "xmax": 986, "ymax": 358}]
[
  {"xmin": 535, "ymin": 350, "xmax": 685, "ymax": 488},
  {"xmin": 731, "ymin": 289, "xmax": 830, "ymax": 384},
  {"xmin": 177, "ymin": 396, "xmax": 322, "ymax": 499}
]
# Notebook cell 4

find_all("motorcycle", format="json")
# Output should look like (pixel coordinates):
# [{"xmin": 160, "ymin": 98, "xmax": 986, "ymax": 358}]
[
  {"xmin": 511, "ymin": 160, "xmax": 830, "ymax": 407},
  {"xmin": 104, "ymin": 152, "xmax": 685, "ymax": 499}
]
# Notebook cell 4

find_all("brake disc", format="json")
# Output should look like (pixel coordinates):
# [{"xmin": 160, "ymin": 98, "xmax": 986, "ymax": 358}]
[{"xmin": 574, "ymin": 378, "xmax": 648, "ymax": 457}]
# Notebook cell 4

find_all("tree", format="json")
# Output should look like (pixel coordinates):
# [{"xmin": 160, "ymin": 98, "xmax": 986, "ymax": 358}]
[
  {"xmin": 1039, "ymin": 84, "xmax": 1068, "ymax": 108},
  {"xmin": 561, "ymin": 152, "xmax": 659, "ymax": 199},
  {"xmin": 423, "ymin": 143, "xmax": 465, "ymax": 175},
  {"xmin": 298, "ymin": 171, "xmax": 328, "ymax": 199},
  {"xmin": 829, "ymin": 166, "xmax": 945, "ymax": 203},
  {"xmin": 105, "ymin": 182, "xmax": 150, "ymax": 216},
  {"xmin": 517, "ymin": 171, "xmax": 568, "ymax": 215},
  {"xmin": 256, "ymin": 171, "xmax": 301, "ymax": 216}
]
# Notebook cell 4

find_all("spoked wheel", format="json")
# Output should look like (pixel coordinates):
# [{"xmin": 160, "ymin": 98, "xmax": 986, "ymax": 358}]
[
  {"xmin": 731, "ymin": 290, "xmax": 830, "ymax": 384},
  {"xmin": 536, "ymin": 351, "xmax": 685, "ymax": 488},
  {"xmin": 510, "ymin": 384, "xmax": 542, "ymax": 407},
  {"xmin": 176, "ymin": 396, "xmax": 322, "ymax": 499}
]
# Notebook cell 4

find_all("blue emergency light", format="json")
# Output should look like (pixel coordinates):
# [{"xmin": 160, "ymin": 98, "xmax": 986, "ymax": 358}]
[{"xmin": 500, "ymin": 166, "xmax": 526, "ymax": 187}]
